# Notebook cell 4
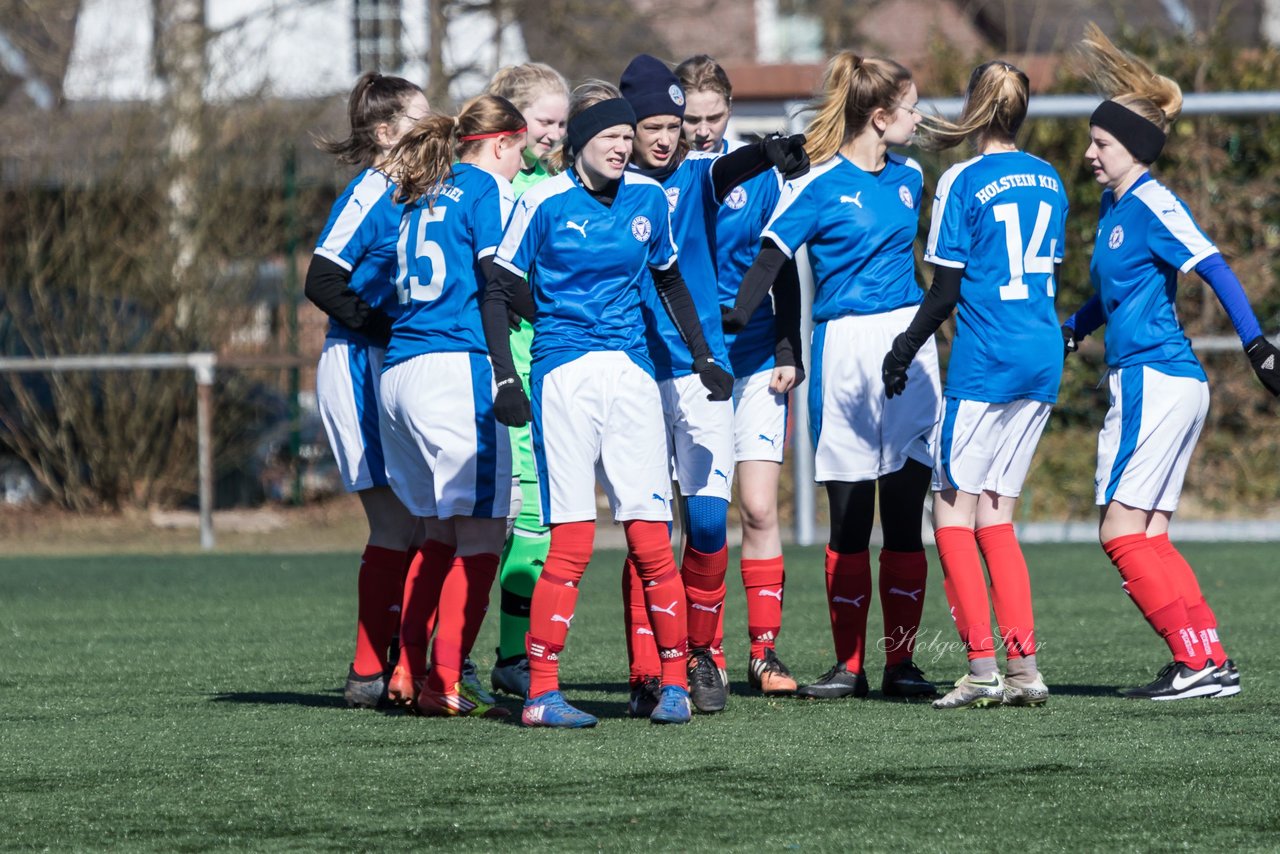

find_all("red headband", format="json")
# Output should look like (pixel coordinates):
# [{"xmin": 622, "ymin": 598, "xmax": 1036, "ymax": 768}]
[{"xmin": 459, "ymin": 126, "xmax": 527, "ymax": 142}]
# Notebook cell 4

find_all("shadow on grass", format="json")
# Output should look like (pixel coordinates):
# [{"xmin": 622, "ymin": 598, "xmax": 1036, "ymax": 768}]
[
  {"xmin": 1050, "ymin": 683, "xmax": 1121, "ymax": 698},
  {"xmin": 208, "ymin": 690, "xmax": 350, "ymax": 709}
]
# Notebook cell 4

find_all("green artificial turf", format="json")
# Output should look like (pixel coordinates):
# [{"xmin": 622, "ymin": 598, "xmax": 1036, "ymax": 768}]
[{"xmin": 2, "ymin": 543, "xmax": 1278, "ymax": 852}]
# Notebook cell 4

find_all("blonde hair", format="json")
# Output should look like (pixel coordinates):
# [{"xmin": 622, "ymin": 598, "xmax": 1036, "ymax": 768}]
[
  {"xmin": 675, "ymin": 54, "xmax": 732, "ymax": 102},
  {"xmin": 921, "ymin": 60, "xmax": 1029, "ymax": 150},
  {"xmin": 547, "ymin": 79, "xmax": 622, "ymax": 173},
  {"xmin": 1080, "ymin": 22, "xmax": 1182, "ymax": 130},
  {"xmin": 804, "ymin": 52, "xmax": 913, "ymax": 163},
  {"xmin": 484, "ymin": 62, "xmax": 570, "ymax": 113},
  {"xmin": 388, "ymin": 94, "xmax": 525, "ymax": 205}
]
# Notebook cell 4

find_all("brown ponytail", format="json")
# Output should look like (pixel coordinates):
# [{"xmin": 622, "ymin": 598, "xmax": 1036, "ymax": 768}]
[
  {"xmin": 388, "ymin": 94, "xmax": 526, "ymax": 205},
  {"xmin": 318, "ymin": 71, "xmax": 424, "ymax": 168}
]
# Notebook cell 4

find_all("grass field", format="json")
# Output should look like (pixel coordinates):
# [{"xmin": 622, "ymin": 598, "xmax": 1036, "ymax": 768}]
[{"xmin": 2, "ymin": 542, "xmax": 1278, "ymax": 852}]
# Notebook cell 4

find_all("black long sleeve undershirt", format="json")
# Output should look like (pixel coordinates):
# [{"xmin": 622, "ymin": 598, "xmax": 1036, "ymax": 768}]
[
  {"xmin": 889, "ymin": 265, "xmax": 964, "ymax": 364},
  {"xmin": 708, "ymin": 142, "xmax": 775, "ymax": 203},
  {"xmin": 771, "ymin": 257, "xmax": 803, "ymax": 372},
  {"xmin": 480, "ymin": 261, "xmax": 536, "ymax": 382},
  {"xmin": 728, "ymin": 239, "xmax": 790, "ymax": 325},
  {"xmin": 650, "ymin": 260, "xmax": 713, "ymax": 365},
  {"xmin": 303, "ymin": 255, "xmax": 394, "ymax": 346}
]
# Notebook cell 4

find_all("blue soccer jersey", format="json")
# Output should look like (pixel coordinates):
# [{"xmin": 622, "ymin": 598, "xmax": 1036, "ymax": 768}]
[
  {"xmin": 636, "ymin": 151, "xmax": 731, "ymax": 380},
  {"xmin": 716, "ymin": 138, "xmax": 784, "ymax": 377},
  {"xmin": 313, "ymin": 168, "xmax": 404, "ymax": 345},
  {"xmin": 924, "ymin": 151, "xmax": 1069, "ymax": 404},
  {"xmin": 763, "ymin": 153, "xmax": 924, "ymax": 322},
  {"xmin": 494, "ymin": 169, "xmax": 678, "ymax": 384},
  {"xmin": 384, "ymin": 163, "xmax": 515, "ymax": 370},
  {"xmin": 1090, "ymin": 173, "xmax": 1217, "ymax": 380}
]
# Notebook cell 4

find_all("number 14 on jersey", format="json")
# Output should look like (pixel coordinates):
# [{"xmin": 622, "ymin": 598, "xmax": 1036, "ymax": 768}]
[{"xmin": 993, "ymin": 201, "xmax": 1056, "ymax": 301}]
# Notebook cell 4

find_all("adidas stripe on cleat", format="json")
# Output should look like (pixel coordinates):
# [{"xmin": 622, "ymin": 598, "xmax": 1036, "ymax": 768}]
[
  {"xmin": 1120, "ymin": 661, "xmax": 1220, "ymax": 701},
  {"xmin": 522, "ymin": 691, "xmax": 598, "ymax": 728},
  {"xmin": 932, "ymin": 673, "xmax": 1004, "ymax": 710},
  {"xmin": 650, "ymin": 685, "xmax": 692, "ymax": 725},
  {"xmin": 748, "ymin": 648, "xmax": 798, "ymax": 695},
  {"xmin": 416, "ymin": 682, "xmax": 509, "ymax": 718}
]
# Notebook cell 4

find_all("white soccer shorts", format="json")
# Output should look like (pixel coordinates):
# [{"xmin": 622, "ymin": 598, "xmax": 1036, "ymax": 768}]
[
  {"xmin": 933, "ymin": 397, "xmax": 1052, "ymax": 497},
  {"xmin": 378, "ymin": 351, "xmax": 513, "ymax": 519},
  {"xmin": 532, "ymin": 351, "xmax": 673, "ymax": 524},
  {"xmin": 316, "ymin": 337, "xmax": 388, "ymax": 492},
  {"xmin": 810, "ymin": 308, "xmax": 942, "ymax": 482},
  {"xmin": 732, "ymin": 368, "xmax": 788, "ymax": 463},
  {"xmin": 1095, "ymin": 365, "xmax": 1209, "ymax": 512},
  {"xmin": 658, "ymin": 373, "xmax": 736, "ymax": 500}
]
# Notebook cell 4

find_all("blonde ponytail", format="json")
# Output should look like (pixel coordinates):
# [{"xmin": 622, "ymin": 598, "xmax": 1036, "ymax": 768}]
[
  {"xmin": 1080, "ymin": 22, "xmax": 1182, "ymax": 130},
  {"xmin": 804, "ymin": 52, "xmax": 912, "ymax": 163}
]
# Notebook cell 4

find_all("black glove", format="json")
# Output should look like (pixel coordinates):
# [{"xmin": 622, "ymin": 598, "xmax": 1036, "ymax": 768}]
[
  {"xmin": 1245, "ymin": 335, "xmax": 1280, "ymax": 396},
  {"xmin": 762, "ymin": 133, "xmax": 809, "ymax": 180},
  {"xmin": 493, "ymin": 376, "xmax": 531, "ymax": 426},
  {"xmin": 507, "ymin": 309, "xmax": 525, "ymax": 332},
  {"xmin": 721, "ymin": 304, "xmax": 749, "ymax": 333},
  {"xmin": 1062, "ymin": 324, "xmax": 1078, "ymax": 360},
  {"xmin": 882, "ymin": 340, "xmax": 911, "ymax": 399},
  {"xmin": 694, "ymin": 355, "xmax": 734, "ymax": 402}
]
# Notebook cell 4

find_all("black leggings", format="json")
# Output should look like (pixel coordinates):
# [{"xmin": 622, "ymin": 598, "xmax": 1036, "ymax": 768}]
[{"xmin": 825, "ymin": 459, "xmax": 931, "ymax": 554}]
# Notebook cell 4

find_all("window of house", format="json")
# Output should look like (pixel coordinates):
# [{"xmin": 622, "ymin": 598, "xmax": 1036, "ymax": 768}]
[{"xmin": 353, "ymin": 0, "xmax": 403, "ymax": 73}]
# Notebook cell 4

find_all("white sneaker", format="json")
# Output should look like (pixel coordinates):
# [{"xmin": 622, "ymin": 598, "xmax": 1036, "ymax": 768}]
[
  {"xmin": 1003, "ymin": 672, "xmax": 1049, "ymax": 707},
  {"xmin": 932, "ymin": 673, "xmax": 1004, "ymax": 710}
]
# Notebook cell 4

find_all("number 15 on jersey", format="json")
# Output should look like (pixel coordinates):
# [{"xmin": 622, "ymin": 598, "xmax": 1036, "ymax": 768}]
[{"xmin": 395, "ymin": 206, "xmax": 448, "ymax": 304}]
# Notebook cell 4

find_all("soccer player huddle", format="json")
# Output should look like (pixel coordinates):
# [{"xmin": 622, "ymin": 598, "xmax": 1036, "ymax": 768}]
[{"xmin": 305, "ymin": 24, "xmax": 1280, "ymax": 728}]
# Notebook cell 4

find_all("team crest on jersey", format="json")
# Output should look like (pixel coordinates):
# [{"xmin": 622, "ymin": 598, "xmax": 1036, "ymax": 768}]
[
  {"xmin": 1108, "ymin": 225, "xmax": 1125, "ymax": 249},
  {"xmin": 631, "ymin": 215, "xmax": 652, "ymax": 242},
  {"xmin": 669, "ymin": 84, "xmax": 685, "ymax": 106},
  {"xmin": 725, "ymin": 186, "xmax": 747, "ymax": 209},
  {"xmin": 898, "ymin": 185, "xmax": 913, "ymax": 208},
  {"xmin": 665, "ymin": 186, "xmax": 680, "ymax": 212}
]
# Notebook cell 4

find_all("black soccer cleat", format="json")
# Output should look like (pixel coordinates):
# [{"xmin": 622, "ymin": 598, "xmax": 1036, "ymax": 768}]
[
  {"xmin": 881, "ymin": 659, "xmax": 939, "ymax": 699},
  {"xmin": 795, "ymin": 662, "xmax": 869, "ymax": 699},
  {"xmin": 687, "ymin": 648, "xmax": 727, "ymax": 713},
  {"xmin": 1120, "ymin": 660, "xmax": 1220, "ymax": 701},
  {"xmin": 1209, "ymin": 659, "xmax": 1240, "ymax": 698},
  {"xmin": 343, "ymin": 665, "xmax": 388, "ymax": 709},
  {"xmin": 628, "ymin": 676, "xmax": 662, "ymax": 718}
]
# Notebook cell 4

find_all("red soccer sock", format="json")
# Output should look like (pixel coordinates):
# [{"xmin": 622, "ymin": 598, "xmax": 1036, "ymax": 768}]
[
  {"xmin": 527, "ymin": 521, "xmax": 594, "ymax": 698},
  {"xmin": 878, "ymin": 549, "xmax": 928, "ymax": 666},
  {"xmin": 353, "ymin": 545, "xmax": 409, "ymax": 677},
  {"xmin": 397, "ymin": 540, "xmax": 454, "ymax": 678},
  {"xmin": 622, "ymin": 556, "xmax": 660, "ymax": 684},
  {"xmin": 934, "ymin": 526, "xmax": 995, "ymax": 660},
  {"xmin": 625, "ymin": 520, "xmax": 688, "ymax": 689},
  {"xmin": 711, "ymin": 604, "xmax": 726, "ymax": 671},
  {"xmin": 1148, "ymin": 533, "xmax": 1227, "ymax": 663},
  {"xmin": 682, "ymin": 545, "xmax": 728, "ymax": 651},
  {"xmin": 742, "ymin": 555, "xmax": 785, "ymax": 660},
  {"xmin": 426, "ymin": 552, "xmax": 500, "ymax": 693},
  {"xmin": 824, "ymin": 547, "xmax": 872, "ymax": 672},
  {"xmin": 975, "ymin": 524, "xmax": 1037, "ymax": 660},
  {"xmin": 1103, "ymin": 533, "xmax": 1205, "ymax": 667}
]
